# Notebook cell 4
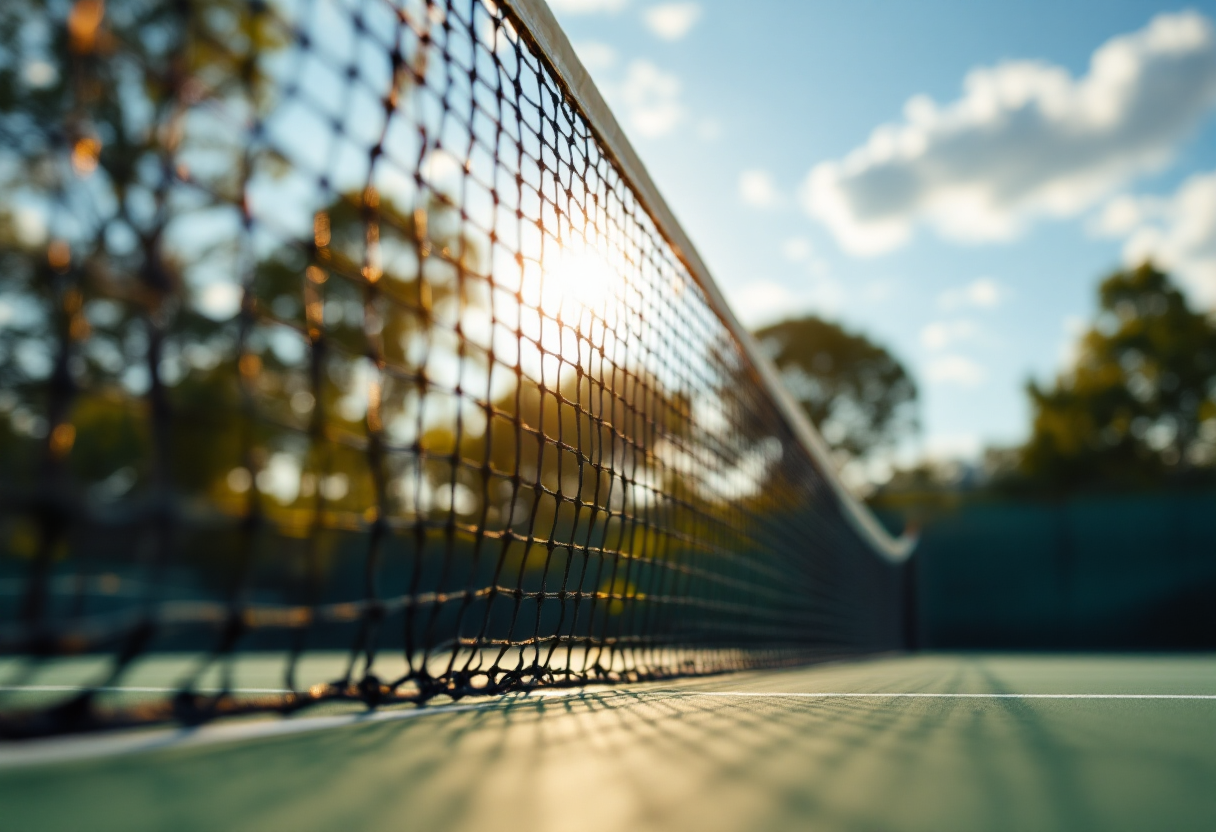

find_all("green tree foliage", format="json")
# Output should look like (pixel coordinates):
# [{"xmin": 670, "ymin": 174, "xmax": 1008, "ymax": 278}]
[
  {"xmin": 753, "ymin": 315, "xmax": 917, "ymax": 466},
  {"xmin": 1021, "ymin": 264, "xmax": 1216, "ymax": 490},
  {"xmin": 0, "ymin": 0, "xmax": 478, "ymax": 592}
]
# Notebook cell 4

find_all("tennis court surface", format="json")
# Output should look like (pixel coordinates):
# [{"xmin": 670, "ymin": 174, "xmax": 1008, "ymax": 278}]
[{"xmin": 3, "ymin": 653, "xmax": 1214, "ymax": 831}]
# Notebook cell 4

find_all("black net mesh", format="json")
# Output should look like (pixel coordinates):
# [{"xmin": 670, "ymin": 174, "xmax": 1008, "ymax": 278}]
[{"xmin": 0, "ymin": 0, "xmax": 905, "ymax": 737}]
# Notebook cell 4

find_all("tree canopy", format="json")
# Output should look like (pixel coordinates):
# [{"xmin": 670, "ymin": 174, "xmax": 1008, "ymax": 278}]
[
  {"xmin": 1020, "ymin": 263, "xmax": 1216, "ymax": 491},
  {"xmin": 753, "ymin": 315, "xmax": 917, "ymax": 470}
]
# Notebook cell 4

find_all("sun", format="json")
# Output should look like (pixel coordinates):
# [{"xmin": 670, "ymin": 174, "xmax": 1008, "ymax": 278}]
[
  {"xmin": 537, "ymin": 241, "xmax": 617, "ymax": 323},
  {"xmin": 512, "ymin": 238, "xmax": 626, "ymax": 380}
]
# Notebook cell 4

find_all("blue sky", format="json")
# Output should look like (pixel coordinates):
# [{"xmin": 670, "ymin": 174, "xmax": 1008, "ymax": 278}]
[{"xmin": 544, "ymin": 0, "xmax": 1216, "ymax": 471}]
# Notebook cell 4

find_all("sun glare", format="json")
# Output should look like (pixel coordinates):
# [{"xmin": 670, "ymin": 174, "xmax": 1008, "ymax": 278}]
[
  {"xmin": 511, "ymin": 240, "xmax": 624, "ymax": 378},
  {"xmin": 537, "ymin": 242, "xmax": 617, "ymax": 322}
]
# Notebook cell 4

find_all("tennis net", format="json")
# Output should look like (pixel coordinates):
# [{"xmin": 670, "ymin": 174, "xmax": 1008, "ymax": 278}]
[{"xmin": 0, "ymin": 0, "xmax": 912, "ymax": 737}]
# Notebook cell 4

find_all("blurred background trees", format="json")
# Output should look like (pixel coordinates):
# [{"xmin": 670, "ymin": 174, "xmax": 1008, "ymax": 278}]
[
  {"xmin": 871, "ymin": 262, "xmax": 1216, "ymax": 500},
  {"xmin": 1020, "ymin": 264, "xmax": 1216, "ymax": 492},
  {"xmin": 870, "ymin": 262, "xmax": 1216, "ymax": 651},
  {"xmin": 753, "ymin": 315, "xmax": 918, "ymax": 483}
]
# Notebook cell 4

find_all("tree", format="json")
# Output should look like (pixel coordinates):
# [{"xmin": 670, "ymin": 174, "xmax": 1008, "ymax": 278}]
[
  {"xmin": 0, "ymin": 0, "xmax": 486, "ymax": 619},
  {"xmin": 752, "ymin": 315, "xmax": 917, "ymax": 472},
  {"xmin": 1021, "ymin": 263, "xmax": 1216, "ymax": 491}
]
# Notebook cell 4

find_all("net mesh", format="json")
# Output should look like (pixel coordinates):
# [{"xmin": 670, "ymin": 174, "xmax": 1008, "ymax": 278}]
[{"xmin": 0, "ymin": 0, "xmax": 905, "ymax": 737}]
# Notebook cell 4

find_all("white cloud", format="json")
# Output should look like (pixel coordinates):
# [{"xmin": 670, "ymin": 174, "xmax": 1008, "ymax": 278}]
[
  {"xmin": 782, "ymin": 236, "xmax": 812, "ymax": 262},
  {"xmin": 573, "ymin": 41, "xmax": 618, "ymax": 73},
  {"xmin": 920, "ymin": 319, "xmax": 978, "ymax": 351},
  {"xmin": 937, "ymin": 276, "xmax": 1007, "ymax": 310},
  {"xmin": 548, "ymin": 0, "xmax": 628, "ymax": 14},
  {"xmin": 1089, "ymin": 193, "xmax": 1146, "ymax": 237},
  {"xmin": 924, "ymin": 354, "xmax": 986, "ymax": 386},
  {"xmin": 739, "ymin": 169, "xmax": 780, "ymax": 208},
  {"xmin": 727, "ymin": 276, "xmax": 845, "ymax": 327},
  {"xmin": 616, "ymin": 59, "xmax": 684, "ymax": 137},
  {"xmin": 730, "ymin": 279, "xmax": 793, "ymax": 325},
  {"xmin": 643, "ymin": 2, "xmax": 701, "ymax": 41},
  {"xmin": 802, "ymin": 11, "xmax": 1216, "ymax": 255},
  {"xmin": 1094, "ymin": 168, "xmax": 1216, "ymax": 306}
]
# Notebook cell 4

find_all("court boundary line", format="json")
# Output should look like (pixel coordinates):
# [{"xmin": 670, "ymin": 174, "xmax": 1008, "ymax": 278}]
[
  {"xmin": 662, "ymin": 691, "xmax": 1216, "ymax": 700},
  {"xmin": 0, "ymin": 686, "xmax": 291, "ymax": 694},
  {"xmin": 3, "ymin": 688, "xmax": 1213, "ymax": 769}
]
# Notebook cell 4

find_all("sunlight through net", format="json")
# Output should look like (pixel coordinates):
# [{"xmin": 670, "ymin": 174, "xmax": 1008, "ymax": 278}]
[{"xmin": 0, "ymin": 0, "xmax": 906, "ymax": 737}]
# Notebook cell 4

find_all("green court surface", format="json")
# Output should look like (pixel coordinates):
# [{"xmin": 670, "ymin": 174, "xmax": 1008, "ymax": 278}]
[{"xmin": 2, "ymin": 653, "xmax": 1214, "ymax": 832}]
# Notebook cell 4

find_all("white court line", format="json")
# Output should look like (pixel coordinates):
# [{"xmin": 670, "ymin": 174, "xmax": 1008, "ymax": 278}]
[
  {"xmin": 0, "ymin": 686, "xmax": 291, "ymax": 694},
  {"xmin": 658, "ymin": 691, "xmax": 1216, "ymax": 701},
  {"xmin": 3, "ymin": 688, "xmax": 1213, "ymax": 769}
]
